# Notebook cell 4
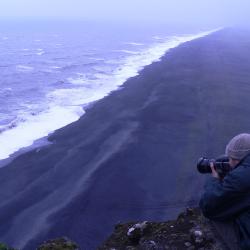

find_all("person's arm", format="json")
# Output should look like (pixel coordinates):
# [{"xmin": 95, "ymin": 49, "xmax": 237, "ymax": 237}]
[{"xmin": 199, "ymin": 171, "xmax": 246, "ymax": 221}]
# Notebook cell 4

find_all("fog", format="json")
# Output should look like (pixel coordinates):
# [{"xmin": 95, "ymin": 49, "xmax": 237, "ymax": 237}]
[{"xmin": 0, "ymin": 0, "xmax": 249, "ymax": 27}]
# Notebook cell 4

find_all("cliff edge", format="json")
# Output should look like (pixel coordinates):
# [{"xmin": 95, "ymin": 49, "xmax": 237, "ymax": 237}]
[{"xmin": 98, "ymin": 208, "xmax": 227, "ymax": 250}]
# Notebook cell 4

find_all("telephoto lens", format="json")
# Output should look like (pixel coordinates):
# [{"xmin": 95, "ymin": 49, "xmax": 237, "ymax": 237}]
[
  {"xmin": 197, "ymin": 157, "xmax": 213, "ymax": 173},
  {"xmin": 197, "ymin": 156, "xmax": 230, "ymax": 175}
]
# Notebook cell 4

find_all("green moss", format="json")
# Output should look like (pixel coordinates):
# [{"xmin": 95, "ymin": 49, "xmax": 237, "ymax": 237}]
[
  {"xmin": 37, "ymin": 237, "xmax": 78, "ymax": 250},
  {"xmin": 0, "ymin": 243, "xmax": 16, "ymax": 250}
]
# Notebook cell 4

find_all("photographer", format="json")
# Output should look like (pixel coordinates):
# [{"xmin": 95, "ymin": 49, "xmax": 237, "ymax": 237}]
[{"xmin": 199, "ymin": 133, "xmax": 250, "ymax": 250}]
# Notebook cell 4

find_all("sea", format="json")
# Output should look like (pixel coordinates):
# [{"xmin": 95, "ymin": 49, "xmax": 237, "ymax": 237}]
[{"xmin": 0, "ymin": 20, "xmax": 219, "ymax": 161}]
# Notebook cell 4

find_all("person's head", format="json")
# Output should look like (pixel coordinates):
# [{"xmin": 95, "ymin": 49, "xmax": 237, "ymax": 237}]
[{"xmin": 225, "ymin": 133, "xmax": 250, "ymax": 168}]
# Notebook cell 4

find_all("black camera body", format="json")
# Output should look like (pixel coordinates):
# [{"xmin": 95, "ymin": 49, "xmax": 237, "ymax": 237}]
[{"xmin": 197, "ymin": 156, "xmax": 231, "ymax": 177}]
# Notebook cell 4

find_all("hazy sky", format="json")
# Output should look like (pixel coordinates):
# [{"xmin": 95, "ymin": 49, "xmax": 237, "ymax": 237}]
[{"xmin": 0, "ymin": 0, "xmax": 249, "ymax": 26}]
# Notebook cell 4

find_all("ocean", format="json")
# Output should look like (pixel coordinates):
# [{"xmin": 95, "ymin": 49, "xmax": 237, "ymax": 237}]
[{"xmin": 0, "ymin": 20, "xmax": 218, "ymax": 160}]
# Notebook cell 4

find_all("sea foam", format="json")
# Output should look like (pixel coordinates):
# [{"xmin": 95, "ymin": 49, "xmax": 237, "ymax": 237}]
[
  {"xmin": 0, "ymin": 28, "xmax": 221, "ymax": 161},
  {"xmin": 16, "ymin": 65, "xmax": 34, "ymax": 72},
  {"xmin": 0, "ymin": 106, "xmax": 84, "ymax": 160}
]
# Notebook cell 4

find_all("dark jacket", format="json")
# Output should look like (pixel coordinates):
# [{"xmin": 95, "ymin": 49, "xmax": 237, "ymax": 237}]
[{"xmin": 199, "ymin": 154, "xmax": 250, "ymax": 250}]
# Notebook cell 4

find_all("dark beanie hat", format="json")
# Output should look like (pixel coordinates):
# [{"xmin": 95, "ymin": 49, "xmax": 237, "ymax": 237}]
[{"xmin": 225, "ymin": 133, "xmax": 250, "ymax": 160}]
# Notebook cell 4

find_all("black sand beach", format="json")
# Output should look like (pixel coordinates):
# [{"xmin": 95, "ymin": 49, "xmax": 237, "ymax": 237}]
[{"xmin": 1, "ymin": 28, "xmax": 250, "ymax": 249}]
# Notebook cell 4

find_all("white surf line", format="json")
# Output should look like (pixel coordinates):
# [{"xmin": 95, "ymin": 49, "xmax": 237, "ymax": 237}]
[{"xmin": 0, "ymin": 27, "xmax": 223, "ymax": 161}]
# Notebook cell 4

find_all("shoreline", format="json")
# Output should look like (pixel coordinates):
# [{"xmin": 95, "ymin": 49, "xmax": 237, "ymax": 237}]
[
  {"xmin": 0, "ymin": 28, "xmax": 219, "ymax": 162},
  {"xmin": 1, "ymin": 28, "xmax": 250, "ymax": 250},
  {"xmin": 0, "ymin": 137, "xmax": 51, "ymax": 168}
]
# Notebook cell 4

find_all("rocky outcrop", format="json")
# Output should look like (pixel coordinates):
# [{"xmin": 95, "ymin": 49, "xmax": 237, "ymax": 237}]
[
  {"xmin": 36, "ymin": 237, "xmax": 79, "ymax": 250},
  {"xmin": 98, "ymin": 208, "xmax": 227, "ymax": 250}
]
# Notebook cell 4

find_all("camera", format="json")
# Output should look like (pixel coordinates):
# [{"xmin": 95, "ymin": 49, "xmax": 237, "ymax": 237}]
[{"xmin": 197, "ymin": 155, "xmax": 231, "ymax": 177}]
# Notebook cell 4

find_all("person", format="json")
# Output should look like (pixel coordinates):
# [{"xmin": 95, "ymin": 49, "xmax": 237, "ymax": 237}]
[{"xmin": 200, "ymin": 133, "xmax": 250, "ymax": 250}]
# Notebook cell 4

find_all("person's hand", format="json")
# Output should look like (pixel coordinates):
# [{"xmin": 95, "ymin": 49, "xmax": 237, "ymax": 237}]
[{"xmin": 210, "ymin": 162, "xmax": 220, "ymax": 179}]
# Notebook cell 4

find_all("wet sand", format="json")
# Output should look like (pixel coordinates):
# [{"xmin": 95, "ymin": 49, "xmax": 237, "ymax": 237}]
[{"xmin": 1, "ymin": 28, "xmax": 250, "ymax": 249}]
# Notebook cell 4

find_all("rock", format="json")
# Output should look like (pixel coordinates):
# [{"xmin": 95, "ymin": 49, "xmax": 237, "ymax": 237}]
[
  {"xmin": 190, "ymin": 228, "xmax": 205, "ymax": 247},
  {"xmin": 126, "ymin": 246, "xmax": 137, "ymax": 250},
  {"xmin": 139, "ymin": 240, "xmax": 158, "ymax": 250},
  {"xmin": 127, "ymin": 221, "xmax": 149, "ymax": 244},
  {"xmin": 194, "ymin": 230, "xmax": 203, "ymax": 237},
  {"xmin": 127, "ymin": 227, "xmax": 142, "ymax": 244},
  {"xmin": 186, "ymin": 208, "xmax": 195, "ymax": 216},
  {"xmin": 187, "ymin": 246, "xmax": 195, "ymax": 250},
  {"xmin": 36, "ymin": 237, "xmax": 79, "ymax": 250},
  {"xmin": 184, "ymin": 241, "xmax": 192, "ymax": 247}
]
